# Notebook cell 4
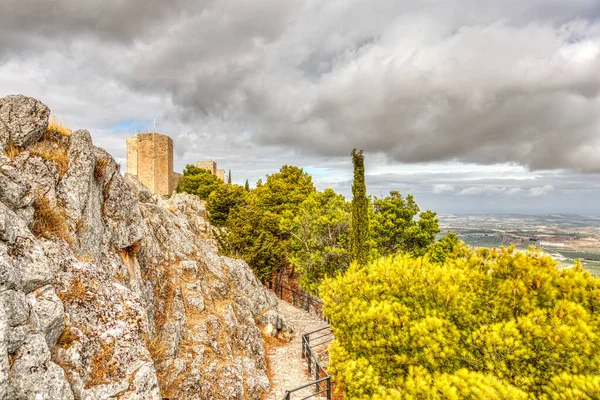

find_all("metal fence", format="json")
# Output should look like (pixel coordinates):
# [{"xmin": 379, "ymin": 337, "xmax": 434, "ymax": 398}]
[
  {"xmin": 268, "ymin": 277, "xmax": 333, "ymax": 399},
  {"xmin": 282, "ymin": 326, "xmax": 334, "ymax": 400},
  {"xmin": 269, "ymin": 280, "xmax": 325, "ymax": 320}
]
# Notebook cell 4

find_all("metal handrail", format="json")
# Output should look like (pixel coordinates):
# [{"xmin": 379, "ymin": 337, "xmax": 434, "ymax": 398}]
[{"xmin": 270, "ymin": 279, "xmax": 332, "ymax": 399}]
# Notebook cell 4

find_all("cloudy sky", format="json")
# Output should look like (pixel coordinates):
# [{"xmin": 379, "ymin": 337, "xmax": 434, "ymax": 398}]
[{"xmin": 1, "ymin": 0, "xmax": 600, "ymax": 214}]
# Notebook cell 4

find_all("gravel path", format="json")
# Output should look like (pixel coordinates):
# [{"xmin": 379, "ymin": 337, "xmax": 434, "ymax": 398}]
[{"xmin": 265, "ymin": 300, "xmax": 330, "ymax": 400}]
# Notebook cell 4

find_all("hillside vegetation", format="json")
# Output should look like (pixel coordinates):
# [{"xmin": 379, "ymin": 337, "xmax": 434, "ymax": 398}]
[{"xmin": 179, "ymin": 163, "xmax": 443, "ymax": 291}]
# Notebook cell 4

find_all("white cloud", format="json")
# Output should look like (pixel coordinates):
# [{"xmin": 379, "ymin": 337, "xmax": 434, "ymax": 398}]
[
  {"xmin": 458, "ymin": 186, "xmax": 522, "ymax": 196},
  {"xmin": 432, "ymin": 184, "xmax": 455, "ymax": 194},
  {"xmin": 528, "ymin": 185, "xmax": 554, "ymax": 196}
]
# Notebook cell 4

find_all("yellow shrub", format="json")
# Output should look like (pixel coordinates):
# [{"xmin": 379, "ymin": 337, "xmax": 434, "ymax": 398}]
[{"xmin": 322, "ymin": 247, "xmax": 600, "ymax": 399}]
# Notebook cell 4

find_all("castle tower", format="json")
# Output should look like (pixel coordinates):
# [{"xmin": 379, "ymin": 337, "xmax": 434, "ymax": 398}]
[
  {"xmin": 127, "ymin": 133, "xmax": 178, "ymax": 195},
  {"xmin": 197, "ymin": 161, "xmax": 226, "ymax": 182},
  {"xmin": 196, "ymin": 161, "xmax": 217, "ymax": 175}
]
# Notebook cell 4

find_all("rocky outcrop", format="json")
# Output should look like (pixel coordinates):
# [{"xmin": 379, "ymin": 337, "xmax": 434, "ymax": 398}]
[
  {"xmin": 0, "ymin": 95, "xmax": 292, "ymax": 399},
  {"xmin": 0, "ymin": 95, "xmax": 49, "ymax": 151}
]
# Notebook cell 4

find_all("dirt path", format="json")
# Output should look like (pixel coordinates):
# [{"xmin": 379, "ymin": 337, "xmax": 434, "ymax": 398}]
[{"xmin": 265, "ymin": 300, "xmax": 330, "ymax": 400}]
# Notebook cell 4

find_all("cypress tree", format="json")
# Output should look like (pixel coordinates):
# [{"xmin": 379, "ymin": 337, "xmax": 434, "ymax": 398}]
[
  {"xmin": 245, "ymin": 179, "xmax": 250, "ymax": 191},
  {"xmin": 350, "ymin": 149, "xmax": 370, "ymax": 265},
  {"xmin": 227, "ymin": 169, "xmax": 232, "ymax": 184}
]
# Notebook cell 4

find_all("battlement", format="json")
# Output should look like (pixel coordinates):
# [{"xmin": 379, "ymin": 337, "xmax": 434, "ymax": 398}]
[{"xmin": 127, "ymin": 133, "xmax": 180, "ymax": 195}]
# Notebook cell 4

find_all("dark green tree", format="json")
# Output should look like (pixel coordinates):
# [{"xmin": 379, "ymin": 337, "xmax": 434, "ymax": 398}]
[
  {"xmin": 371, "ymin": 191, "xmax": 440, "ymax": 257},
  {"xmin": 244, "ymin": 179, "xmax": 250, "ymax": 191},
  {"xmin": 206, "ymin": 184, "xmax": 248, "ymax": 226},
  {"xmin": 176, "ymin": 165, "xmax": 222, "ymax": 200},
  {"xmin": 350, "ymin": 149, "xmax": 370, "ymax": 266},
  {"xmin": 281, "ymin": 188, "xmax": 351, "ymax": 292},
  {"xmin": 227, "ymin": 169, "xmax": 232, "ymax": 184},
  {"xmin": 254, "ymin": 165, "xmax": 315, "ymax": 216},
  {"xmin": 215, "ymin": 166, "xmax": 315, "ymax": 282},
  {"xmin": 214, "ymin": 203, "xmax": 287, "ymax": 282}
]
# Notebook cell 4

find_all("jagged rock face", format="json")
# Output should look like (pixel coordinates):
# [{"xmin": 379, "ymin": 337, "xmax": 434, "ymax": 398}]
[
  {"xmin": 137, "ymin": 194, "xmax": 292, "ymax": 398},
  {"xmin": 0, "ymin": 95, "xmax": 50, "ymax": 150},
  {"xmin": 0, "ymin": 95, "xmax": 292, "ymax": 400}
]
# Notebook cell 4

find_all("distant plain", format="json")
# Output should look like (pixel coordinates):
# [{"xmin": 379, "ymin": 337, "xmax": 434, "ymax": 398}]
[{"xmin": 438, "ymin": 214, "xmax": 600, "ymax": 276}]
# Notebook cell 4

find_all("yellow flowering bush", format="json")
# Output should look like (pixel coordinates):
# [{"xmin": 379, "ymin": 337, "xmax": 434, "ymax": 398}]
[{"xmin": 321, "ymin": 245, "xmax": 600, "ymax": 399}]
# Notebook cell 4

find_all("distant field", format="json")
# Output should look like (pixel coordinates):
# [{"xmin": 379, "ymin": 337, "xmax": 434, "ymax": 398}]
[
  {"xmin": 456, "ymin": 234, "xmax": 600, "ymax": 277},
  {"xmin": 438, "ymin": 214, "xmax": 600, "ymax": 277}
]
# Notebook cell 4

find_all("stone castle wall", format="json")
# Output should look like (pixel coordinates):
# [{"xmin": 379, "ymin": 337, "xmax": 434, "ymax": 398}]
[
  {"xmin": 126, "ymin": 133, "xmax": 175, "ymax": 195},
  {"xmin": 216, "ymin": 169, "xmax": 225, "ymax": 181}
]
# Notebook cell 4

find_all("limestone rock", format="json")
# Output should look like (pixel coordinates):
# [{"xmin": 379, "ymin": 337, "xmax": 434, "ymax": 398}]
[
  {"xmin": 27, "ymin": 285, "xmax": 65, "ymax": 348},
  {"xmin": 124, "ymin": 172, "xmax": 154, "ymax": 204},
  {"xmin": 0, "ymin": 302, "xmax": 9, "ymax": 399},
  {"xmin": 0, "ymin": 94, "xmax": 49, "ymax": 150},
  {"xmin": 99, "ymin": 152, "xmax": 145, "ymax": 250},
  {"xmin": 7, "ymin": 333, "xmax": 74, "ymax": 400},
  {"xmin": 0, "ymin": 160, "xmax": 34, "ymax": 212},
  {"xmin": 58, "ymin": 130, "xmax": 104, "ymax": 259}
]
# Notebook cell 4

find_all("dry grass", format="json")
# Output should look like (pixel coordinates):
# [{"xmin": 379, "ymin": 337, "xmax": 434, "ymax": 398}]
[
  {"xmin": 57, "ymin": 276, "xmax": 89, "ymax": 304},
  {"xmin": 77, "ymin": 253, "xmax": 94, "ymax": 264},
  {"xmin": 47, "ymin": 119, "xmax": 72, "ymax": 137},
  {"xmin": 3, "ymin": 137, "xmax": 24, "ymax": 159},
  {"xmin": 29, "ymin": 141, "xmax": 69, "ymax": 178},
  {"xmin": 31, "ymin": 194, "xmax": 71, "ymax": 242},
  {"xmin": 86, "ymin": 337, "xmax": 120, "ymax": 388},
  {"xmin": 56, "ymin": 327, "xmax": 80, "ymax": 349},
  {"xmin": 94, "ymin": 157, "xmax": 109, "ymax": 181},
  {"xmin": 147, "ymin": 335, "xmax": 169, "ymax": 364}
]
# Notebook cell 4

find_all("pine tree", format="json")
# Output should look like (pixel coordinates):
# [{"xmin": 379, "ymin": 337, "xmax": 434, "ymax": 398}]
[
  {"xmin": 244, "ymin": 179, "xmax": 250, "ymax": 191},
  {"xmin": 350, "ymin": 149, "xmax": 370, "ymax": 265},
  {"xmin": 227, "ymin": 169, "xmax": 232, "ymax": 184}
]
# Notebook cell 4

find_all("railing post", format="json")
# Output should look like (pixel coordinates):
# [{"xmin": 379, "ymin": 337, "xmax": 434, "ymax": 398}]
[
  {"xmin": 284, "ymin": 390, "xmax": 290, "ymax": 400},
  {"xmin": 314, "ymin": 361, "xmax": 319, "ymax": 393},
  {"xmin": 327, "ymin": 377, "xmax": 331, "ymax": 400},
  {"xmin": 301, "ymin": 335, "xmax": 306, "ymax": 359}
]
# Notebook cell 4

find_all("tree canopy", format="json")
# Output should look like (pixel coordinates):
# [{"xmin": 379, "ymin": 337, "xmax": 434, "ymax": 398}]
[
  {"xmin": 254, "ymin": 165, "xmax": 316, "ymax": 215},
  {"xmin": 281, "ymin": 188, "xmax": 350, "ymax": 293},
  {"xmin": 321, "ymin": 246, "xmax": 600, "ymax": 399},
  {"xmin": 212, "ymin": 165, "xmax": 315, "ymax": 282},
  {"xmin": 206, "ymin": 184, "xmax": 248, "ymax": 226},
  {"xmin": 371, "ymin": 191, "xmax": 440, "ymax": 257},
  {"xmin": 176, "ymin": 165, "xmax": 222, "ymax": 200}
]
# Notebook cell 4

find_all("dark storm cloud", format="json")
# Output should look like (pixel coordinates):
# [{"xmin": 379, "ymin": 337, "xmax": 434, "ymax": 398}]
[{"xmin": 1, "ymin": 0, "xmax": 600, "ymax": 214}]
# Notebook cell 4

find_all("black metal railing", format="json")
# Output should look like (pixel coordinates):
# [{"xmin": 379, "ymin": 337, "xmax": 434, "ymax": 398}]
[
  {"xmin": 282, "ymin": 326, "xmax": 334, "ymax": 400},
  {"xmin": 269, "ymin": 280, "xmax": 325, "ymax": 320}
]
